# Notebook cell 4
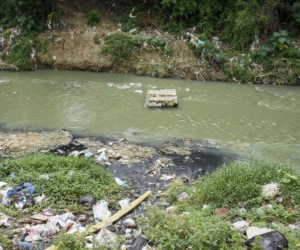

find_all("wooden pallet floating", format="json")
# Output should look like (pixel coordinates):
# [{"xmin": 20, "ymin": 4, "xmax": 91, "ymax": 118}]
[{"xmin": 145, "ymin": 89, "xmax": 178, "ymax": 108}]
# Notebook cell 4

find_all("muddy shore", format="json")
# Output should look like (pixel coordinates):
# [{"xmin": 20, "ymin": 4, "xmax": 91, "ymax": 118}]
[{"xmin": 0, "ymin": 129, "xmax": 238, "ymax": 193}]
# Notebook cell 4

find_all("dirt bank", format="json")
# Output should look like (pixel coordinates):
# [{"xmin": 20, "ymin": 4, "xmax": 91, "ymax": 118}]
[{"xmin": 36, "ymin": 1, "xmax": 224, "ymax": 82}]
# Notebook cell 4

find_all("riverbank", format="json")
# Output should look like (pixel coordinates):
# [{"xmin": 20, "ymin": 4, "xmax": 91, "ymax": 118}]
[
  {"xmin": 1, "ymin": 0, "xmax": 300, "ymax": 85},
  {"xmin": 0, "ymin": 132, "xmax": 299, "ymax": 249}
]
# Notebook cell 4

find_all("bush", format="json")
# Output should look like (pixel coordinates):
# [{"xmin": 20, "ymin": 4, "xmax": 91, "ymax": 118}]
[
  {"xmin": 6, "ymin": 36, "xmax": 35, "ymax": 70},
  {"xmin": 87, "ymin": 10, "xmax": 101, "ymax": 26},
  {"xmin": 103, "ymin": 32, "xmax": 136, "ymax": 63}
]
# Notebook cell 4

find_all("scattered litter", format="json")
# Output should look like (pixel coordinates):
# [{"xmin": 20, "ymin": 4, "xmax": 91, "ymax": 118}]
[
  {"xmin": 115, "ymin": 177, "xmax": 129, "ymax": 188},
  {"xmin": 262, "ymin": 183, "xmax": 281, "ymax": 200},
  {"xmin": 18, "ymin": 242, "xmax": 30, "ymax": 249},
  {"xmin": 39, "ymin": 174, "xmax": 50, "ymax": 180},
  {"xmin": 93, "ymin": 200, "xmax": 111, "ymax": 222},
  {"xmin": 119, "ymin": 198, "xmax": 131, "ymax": 209},
  {"xmin": 24, "ymin": 229, "xmax": 42, "ymax": 241},
  {"xmin": 246, "ymin": 226, "xmax": 274, "ymax": 239},
  {"xmin": 97, "ymin": 151, "xmax": 107, "ymax": 162},
  {"xmin": 7, "ymin": 182, "xmax": 37, "ymax": 198},
  {"xmin": 31, "ymin": 214, "xmax": 49, "ymax": 222},
  {"xmin": 15, "ymin": 194, "xmax": 35, "ymax": 210},
  {"xmin": 85, "ymin": 152, "xmax": 94, "ymax": 158},
  {"xmin": 160, "ymin": 175, "xmax": 173, "ymax": 181},
  {"xmin": 232, "ymin": 221, "xmax": 249, "ymax": 232},
  {"xmin": 86, "ymin": 228, "xmax": 117, "ymax": 248},
  {"xmin": 34, "ymin": 194, "xmax": 46, "ymax": 204},
  {"xmin": 0, "ymin": 182, "xmax": 7, "ymax": 188},
  {"xmin": 0, "ymin": 212, "xmax": 10, "ymax": 227},
  {"xmin": 9, "ymin": 173, "xmax": 15, "ymax": 178}
]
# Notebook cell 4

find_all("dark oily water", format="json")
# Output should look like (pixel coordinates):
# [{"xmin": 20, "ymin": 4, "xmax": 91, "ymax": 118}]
[{"xmin": 1, "ymin": 70, "xmax": 300, "ymax": 166}]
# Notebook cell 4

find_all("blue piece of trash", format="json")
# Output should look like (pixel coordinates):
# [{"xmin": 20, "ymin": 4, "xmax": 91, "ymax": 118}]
[
  {"xmin": 18, "ymin": 242, "xmax": 31, "ymax": 249},
  {"xmin": 9, "ymin": 173, "xmax": 15, "ymax": 178},
  {"xmin": 85, "ymin": 152, "xmax": 94, "ymax": 158},
  {"xmin": 7, "ymin": 182, "xmax": 37, "ymax": 198}
]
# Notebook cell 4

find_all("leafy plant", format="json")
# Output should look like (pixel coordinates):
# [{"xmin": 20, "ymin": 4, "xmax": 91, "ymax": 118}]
[{"xmin": 87, "ymin": 10, "xmax": 101, "ymax": 26}]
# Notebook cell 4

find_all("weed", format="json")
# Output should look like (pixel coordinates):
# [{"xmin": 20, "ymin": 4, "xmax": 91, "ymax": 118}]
[
  {"xmin": 87, "ymin": 10, "xmax": 101, "ymax": 26},
  {"xmin": 93, "ymin": 34, "xmax": 101, "ymax": 45}
]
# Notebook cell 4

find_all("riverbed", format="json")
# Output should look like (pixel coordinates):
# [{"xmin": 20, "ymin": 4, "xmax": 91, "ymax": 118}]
[{"xmin": 1, "ymin": 70, "xmax": 300, "ymax": 167}]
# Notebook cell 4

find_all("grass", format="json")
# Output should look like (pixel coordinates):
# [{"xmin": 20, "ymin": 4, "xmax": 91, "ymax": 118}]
[
  {"xmin": 139, "ymin": 162, "xmax": 300, "ymax": 249},
  {"xmin": 0, "ymin": 154, "xmax": 122, "ymax": 210}
]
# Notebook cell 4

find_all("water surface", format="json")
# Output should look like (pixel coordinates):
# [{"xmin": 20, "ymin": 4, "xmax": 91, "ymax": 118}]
[{"xmin": 1, "ymin": 70, "xmax": 300, "ymax": 166}]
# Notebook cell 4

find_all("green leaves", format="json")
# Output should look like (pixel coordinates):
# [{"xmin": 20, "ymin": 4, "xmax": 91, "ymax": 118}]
[{"xmin": 0, "ymin": 155, "xmax": 122, "ymax": 208}]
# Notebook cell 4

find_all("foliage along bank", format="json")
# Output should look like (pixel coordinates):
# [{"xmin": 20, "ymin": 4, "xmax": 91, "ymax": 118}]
[{"xmin": 0, "ymin": 0, "xmax": 300, "ymax": 84}]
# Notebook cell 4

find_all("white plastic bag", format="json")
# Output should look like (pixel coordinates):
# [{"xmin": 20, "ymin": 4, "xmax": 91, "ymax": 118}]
[{"xmin": 93, "ymin": 200, "xmax": 111, "ymax": 222}]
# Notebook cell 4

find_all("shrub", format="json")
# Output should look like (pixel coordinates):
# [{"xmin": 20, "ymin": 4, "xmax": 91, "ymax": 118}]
[
  {"xmin": 102, "ymin": 32, "xmax": 136, "ymax": 63},
  {"xmin": 87, "ymin": 10, "xmax": 101, "ymax": 26},
  {"xmin": 6, "ymin": 36, "xmax": 35, "ymax": 70}
]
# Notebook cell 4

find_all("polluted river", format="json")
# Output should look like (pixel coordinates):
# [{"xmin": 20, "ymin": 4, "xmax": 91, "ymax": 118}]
[
  {"xmin": 1, "ymin": 70, "xmax": 300, "ymax": 167},
  {"xmin": 1, "ymin": 70, "xmax": 300, "ymax": 249}
]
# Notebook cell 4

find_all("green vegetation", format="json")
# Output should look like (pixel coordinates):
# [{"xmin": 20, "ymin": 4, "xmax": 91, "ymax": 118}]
[
  {"xmin": 0, "ymin": 0, "xmax": 57, "ymax": 32},
  {"xmin": 139, "ymin": 162, "xmax": 300, "ymax": 249},
  {"xmin": 0, "ymin": 154, "xmax": 122, "ymax": 210},
  {"xmin": 102, "ymin": 32, "xmax": 170, "ymax": 64},
  {"xmin": 87, "ymin": 10, "xmax": 101, "ymax": 26},
  {"xmin": 5, "ymin": 35, "xmax": 35, "ymax": 70}
]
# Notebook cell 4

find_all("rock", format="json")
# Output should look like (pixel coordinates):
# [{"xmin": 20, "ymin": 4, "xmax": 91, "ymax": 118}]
[
  {"xmin": 131, "ymin": 236, "xmax": 148, "ymax": 250},
  {"xmin": 78, "ymin": 195, "xmax": 95, "ymax": 206},
  {"xmin": 124, "ymin": 218, "xmax": 136, "ymax": 227},
  {"xmin": 246, "ymin": 230, "xmax": 288, "ymax": 250}
]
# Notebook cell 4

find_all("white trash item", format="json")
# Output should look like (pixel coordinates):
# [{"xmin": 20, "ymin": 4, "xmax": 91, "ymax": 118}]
[
  {"xmin": 119, "ymin": 198, "xmax": 131, "ymax": 209},
  {"xmin": 86, "ymin": 228, "xmax": 117, "ymax": 248},
  {"xmin": 0, "ymin": 213, "xmax": 10, "ymax": 227},
  {"xmin": 233, "ymin": 221, "xmax": 250, "ymax": 232},
  {"xmin": 93, "ymin": 200, "xmax": 111, "ymax": 222},
  {"xmin": 262, "ymin": 183, "xmax": 280, "ymax": 200}
]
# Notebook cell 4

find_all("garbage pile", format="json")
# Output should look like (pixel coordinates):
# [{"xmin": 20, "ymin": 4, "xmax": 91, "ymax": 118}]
[{"xmin": 0, "ymin": 179, "xmax": 156, "ymax": 250}]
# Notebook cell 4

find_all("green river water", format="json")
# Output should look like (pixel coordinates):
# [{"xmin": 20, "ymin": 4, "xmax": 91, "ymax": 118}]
[{"xmin": 1, "ymin": 70, "xmax": 300, "ymax": 166}]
